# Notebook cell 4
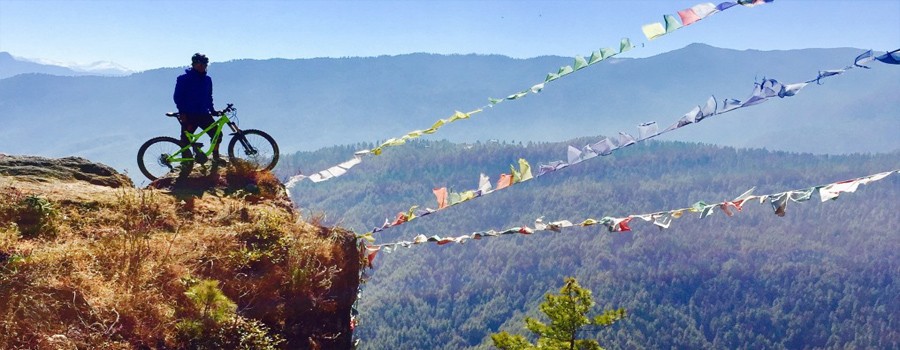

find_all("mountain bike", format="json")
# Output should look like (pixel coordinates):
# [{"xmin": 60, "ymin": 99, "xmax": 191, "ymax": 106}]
[{"xmin": 137, "ymin": 103, "xmax": 279, "ymax": 181}]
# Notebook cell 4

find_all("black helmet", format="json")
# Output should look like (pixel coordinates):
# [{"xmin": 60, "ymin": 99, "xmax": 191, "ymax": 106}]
[{"xmin": 191, "ymin": 53, "xmax": 209, "ymax": 65}]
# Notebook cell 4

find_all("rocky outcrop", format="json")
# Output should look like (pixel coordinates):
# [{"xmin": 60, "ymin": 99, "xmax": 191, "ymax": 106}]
[{"xmin": 0, "ymin": 154, "xmax": 132, "ymax": 188}]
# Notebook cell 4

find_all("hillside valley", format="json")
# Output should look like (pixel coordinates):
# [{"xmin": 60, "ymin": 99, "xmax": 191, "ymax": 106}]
[{"xmin": 282, "ymin": 137, "xmax": 900, "ymax": 349}]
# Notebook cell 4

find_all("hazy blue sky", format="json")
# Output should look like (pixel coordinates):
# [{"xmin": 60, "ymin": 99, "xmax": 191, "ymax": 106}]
[{"xmin": 1, "ymin": 0, "xmax": 898, "ymax": 71}]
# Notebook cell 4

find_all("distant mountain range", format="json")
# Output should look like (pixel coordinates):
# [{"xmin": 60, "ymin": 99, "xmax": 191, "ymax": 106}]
[
  {"xmin": 0, "ymin": 52, "xmax": 132, "ymax": 78},
  {"xmin": 1, "ymin": 44, "xmax": 898, "ymax": 178}
]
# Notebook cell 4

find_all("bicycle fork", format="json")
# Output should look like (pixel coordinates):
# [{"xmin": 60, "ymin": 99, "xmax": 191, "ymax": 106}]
[{"xmin": 228, "ymin": 122, "xmax": 258, "ymax": 156}]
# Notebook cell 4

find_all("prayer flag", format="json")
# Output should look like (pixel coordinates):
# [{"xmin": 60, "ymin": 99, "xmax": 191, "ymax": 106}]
[
  {"xmin": 496, "ymin": 174, "xmax": 513, "ymax": 189},
  {"xmin": 717, "ymin": 2, "xmax": 738, "ymax": 11},
  {"xmin": 433, "ymin": 187, "xmax": 448, "ymax": 209},
  {"xmin": 600, "ymin": 48, "xmax": 617, "ymax": 59},
  {"xmin": 875, "ymin": 49, "xmax": 900, "ymax": 65},
  {"xmin": 779, "ymin": 82, "xmax": 808, "ymax": 97},
  {"xmin": 770, "ymin": 192, "xmax": 789, "ymax": 217},
  {"xmin": 591, "ymin": 138, "xmax": 617, "ymax": 156},
  {"xmin": 478, "ymin": 173, "xmax": 492, "ymax": 194},
  {"xmin": 721, "ymin": 98, "xmax": 742, "ymax": 112},
  {"xmin": 588, "ymin": 50, "xmax": 604, "ymax": 64},
  {"xmin": 691, "ymin": 3, "xmax": 719, "ymax": 18},
  {"xmin": 518, "ymin": 159, "xmax": 534, "ymax": 182},
  {"xmin": 617, "ymin": 132, "xmax": 636, "ymax": 147},
  {"xmin": 854, "ymin": 50, "xmax": 874, "ymax": 68},
  {"xmin": 698, "ymin": 95, "xmax": 717, "ymax": 120},
  {"xmin": 638, "ymin": 122, "xmax": 659, "ymax": 140},
  {"xmin": 678, "ymin": 8, "xmax": 701, "ymax": 26},
  {"xmin": 664, "ymin": 14, "xmax": 683, "ymax": 32},
  {"xmin": 567, "ymin": 145, "xmax": 582, "ymax": 165},
  {"xmin": 642, "ymin": 23, "xmax": 666, "ymax": 40},
  {"xmin": 620, "ymin": 38, "xmax": 633, "ymax": 52},
  {"xmin": 573, "ymin": 55, "xmax": 589, "ymax": 70}
]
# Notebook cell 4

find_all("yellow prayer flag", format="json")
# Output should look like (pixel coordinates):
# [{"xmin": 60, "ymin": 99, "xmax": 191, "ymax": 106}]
[
  {"xmin": 518, "ymin": 158, "xmax": 533, "ymax": 182},
  {"xmin": 641, "ymin": 22, "xmax": 666, "ymax": 40}
]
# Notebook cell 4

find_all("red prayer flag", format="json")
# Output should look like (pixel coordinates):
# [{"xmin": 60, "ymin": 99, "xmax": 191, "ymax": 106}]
[
  {"xmin": 618, "ymin": 217, "xmax": 633, "ymax": 232},
  {"xmin": 433, "ymin": 187, "xmax": 448, "ymax": 209},
  {"xmin": 678, "ymin": 8, "xmax": 701, "ymax": 26},
  {"xmin": 391, "ymin": 212, "xmax": 407, "ymax": 226},
  {"xmin": 496, "ymin": 174, "xmax": 513, "ymax": 189}
]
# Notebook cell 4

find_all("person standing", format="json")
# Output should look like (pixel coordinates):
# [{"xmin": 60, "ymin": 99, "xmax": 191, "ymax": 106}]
[{"xmin": 173, "ymin": 53, "xmax": 225, "ymax": 165}]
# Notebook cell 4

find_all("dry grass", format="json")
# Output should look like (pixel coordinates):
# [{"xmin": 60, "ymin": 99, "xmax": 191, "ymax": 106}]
[{"xmin": 0, "ymin": 174, "xmax": 357, "ymax": 349}]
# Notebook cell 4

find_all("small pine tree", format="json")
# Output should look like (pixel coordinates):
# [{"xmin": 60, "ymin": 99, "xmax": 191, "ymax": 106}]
[{"xmin": 491, "ymin": 277, "xmax": 626, "ymax": 350}]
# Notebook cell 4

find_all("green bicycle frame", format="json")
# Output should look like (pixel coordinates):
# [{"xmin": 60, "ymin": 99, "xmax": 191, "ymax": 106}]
[{"xmin": 166, "ymin": 115, "xmax": 237, "ymax": 163}]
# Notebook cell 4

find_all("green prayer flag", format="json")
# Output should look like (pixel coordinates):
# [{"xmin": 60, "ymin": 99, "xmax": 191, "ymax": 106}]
[
  {"xmin": 557, "ymin": 65, "xmax": 574, "ymax": 76},
  {"xmin": 620, "ymin": 38, "xmax": 633, "ymax": 53},
  {"xmin": 588, "ymin": 50, "xmax": 604, "ymax": 64},
  {"xmin": 665, "ymin": 14, "xmax": 683, "ymax": 32},
  {"xmin": 573, "ymin": 55, "xmax": 589, "ymax": 70},
  {"xmin": 405, "ymin": 205, "xmax": 418, "ymax": 221},
  {"xmin": 448, "ymin": 191, "xmax": 462, "ymax": 206},
  {"xmin": 690, "ymin": 201, "xmax": 708, "ymax": 212},
  {"xmin": 489, "ymin": 97, "xmax": 503, "ymax": 105},
  {"xmin": 510, "ymin": 164, "xmax": 521, "ymax": 183},
  {"xmin": 545, "ymin": 72, "xmax": 560, "ymax": 82},
  {"xmin": 600, "ymin": 47, "xmax": 616, "ymax": 59}
]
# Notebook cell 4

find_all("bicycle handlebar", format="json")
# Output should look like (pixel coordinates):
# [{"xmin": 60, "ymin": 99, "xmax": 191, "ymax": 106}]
[{"xmin": 213, "ymin": 103, "xmax": 235, "ymax": 116}]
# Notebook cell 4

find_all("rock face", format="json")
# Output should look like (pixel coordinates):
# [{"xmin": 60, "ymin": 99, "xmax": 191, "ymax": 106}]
[{"xmin": 0, "ymin": 154, "xmax": 132, "ymax": 188}]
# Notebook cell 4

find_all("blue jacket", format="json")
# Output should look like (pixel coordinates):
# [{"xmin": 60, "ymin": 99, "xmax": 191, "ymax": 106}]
[{"xmin": 173, "ymin": 68, "xmax": 214, "ymax": 115}]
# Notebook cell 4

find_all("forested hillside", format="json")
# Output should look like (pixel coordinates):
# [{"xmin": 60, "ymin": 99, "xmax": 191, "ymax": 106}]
[{"xmin": 280, "ymin": 138, "xmax": 900, "ymax": 349}]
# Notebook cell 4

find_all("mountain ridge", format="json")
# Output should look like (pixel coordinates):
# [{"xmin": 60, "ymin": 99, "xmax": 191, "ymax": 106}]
[{"xmin": 1, "ymin": 44, "xmax": 897, "ymax": 177}]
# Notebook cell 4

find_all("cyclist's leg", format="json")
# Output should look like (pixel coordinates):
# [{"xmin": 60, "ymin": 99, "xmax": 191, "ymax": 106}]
[
  {"xmin": 180, "ymin": 120, "xmax": 197, "ymax": 158},
  {"xmin": 195, "ymin": 114, "xmax": 221, "ymax": 158}
]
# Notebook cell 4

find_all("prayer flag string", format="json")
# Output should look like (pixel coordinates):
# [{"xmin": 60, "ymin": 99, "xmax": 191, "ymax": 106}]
[
  {"xmin": 358, "ymin": 49, "xmax": 899, "ymax": 238},
  {"xmin": 286, "ymin": 1, "xmax": 774, "ymax": 188},
  {"xmin": 361, "ymin": 169, "xmax": 898, "ymax": 261}
]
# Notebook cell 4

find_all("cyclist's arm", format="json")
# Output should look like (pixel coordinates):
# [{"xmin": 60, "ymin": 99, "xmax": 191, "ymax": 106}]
[{"xmin": 173, "ymin": 75, "xmax": 186, "ymax": 112}]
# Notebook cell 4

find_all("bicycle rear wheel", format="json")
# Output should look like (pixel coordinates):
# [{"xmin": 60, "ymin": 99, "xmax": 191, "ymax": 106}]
[
  {"xmin": 228, "ymin": 129, "xmax": 279, "ymax": 171},
  {"xmin": 137, "ymin": 136, "xmax": 186, "ymax": 181}
]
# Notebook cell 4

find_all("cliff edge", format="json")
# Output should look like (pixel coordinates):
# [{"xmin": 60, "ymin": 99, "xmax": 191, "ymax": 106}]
[{"xmin": 0, "ymin": 155, "xmax": 360, "ymax": 349}]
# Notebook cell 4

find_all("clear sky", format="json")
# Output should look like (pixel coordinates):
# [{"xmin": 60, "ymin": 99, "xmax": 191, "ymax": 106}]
[{"xmin": 1, "ymin": 0, "xmax": 898, "ymax": 72}]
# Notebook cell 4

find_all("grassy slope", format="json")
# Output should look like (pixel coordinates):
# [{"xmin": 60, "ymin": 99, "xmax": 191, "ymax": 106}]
[{"xmin": 0, "ymin": 163, "xmax": 359, "ymax": 349}]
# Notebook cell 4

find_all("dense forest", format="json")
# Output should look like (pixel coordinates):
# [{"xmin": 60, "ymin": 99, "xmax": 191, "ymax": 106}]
[{"xmin": 276, "ymin": 138, "xmax": 899, "ymax": 349}]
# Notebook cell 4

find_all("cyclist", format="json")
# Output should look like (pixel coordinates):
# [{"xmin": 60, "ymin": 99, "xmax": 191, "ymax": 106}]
[{"xmin": 173, "ymin": 53, "xmax": 226, "ymax": 166}]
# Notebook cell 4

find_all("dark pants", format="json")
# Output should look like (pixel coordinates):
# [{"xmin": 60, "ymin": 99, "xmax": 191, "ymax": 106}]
[{"xmin": 180, "ymin": 113, "xmax": 219, "ymax": 158}]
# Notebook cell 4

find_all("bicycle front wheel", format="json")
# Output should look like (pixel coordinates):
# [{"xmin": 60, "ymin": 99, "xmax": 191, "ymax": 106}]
[
  {"xmin": 137, "ymin": 136, "xmax": 185, "ymax": 181},
  {"xmin": 228, "ymin": 129, "xmax": 279, "ymax": 171}
]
